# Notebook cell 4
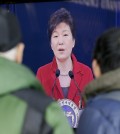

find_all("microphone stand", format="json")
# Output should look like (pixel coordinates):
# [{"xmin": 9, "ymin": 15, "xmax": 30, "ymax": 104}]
[
  {"xmin": 51, "ymin": 69, "xmax": 60, "ymax": 99},
  {"xmin": 69, "ymin": 71, "xmax": 82, "ymax": 109}
]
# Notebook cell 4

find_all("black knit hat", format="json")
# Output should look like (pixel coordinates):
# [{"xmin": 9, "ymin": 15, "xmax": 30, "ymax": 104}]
[{"xmin": 0, "ymin": 8, "xmax": 22, "ymax": 52}]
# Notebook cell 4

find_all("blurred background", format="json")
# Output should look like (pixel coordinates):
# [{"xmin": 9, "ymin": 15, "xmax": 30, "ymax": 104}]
[{"xmin": 1, "ymin": 0, "xmax": 120, "ymax": 74}]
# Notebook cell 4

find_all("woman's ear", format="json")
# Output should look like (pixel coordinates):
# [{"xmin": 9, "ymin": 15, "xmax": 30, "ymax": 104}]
[
  {"xmin": 51, "ymin": 43, "xmax": 53, "ymax": 50},
  {"xmin": 16, "ymin": 43, "xmax": 25, "ymax": 63},
  {"xmin": 72, "ymin": 39, "xmax": 75, "ymax": 48},
  {"xmin": 92, "ymin": 59, "xmax": 101, "ymax": 78}
]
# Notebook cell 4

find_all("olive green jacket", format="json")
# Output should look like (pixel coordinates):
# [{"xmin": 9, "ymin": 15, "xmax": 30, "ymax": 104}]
[
  {"xmin": 0, "ymin": 57, "xmax": 73, "ymax": 134},
  {"xmin": 83, "ymin": 68, "xmax": 120, "ymax": 101}
]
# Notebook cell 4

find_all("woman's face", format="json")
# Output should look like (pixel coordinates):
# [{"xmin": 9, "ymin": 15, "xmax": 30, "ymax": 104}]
[{"xmin": 51, "ymin": 22, "xmax": 75, "ymax": 62}]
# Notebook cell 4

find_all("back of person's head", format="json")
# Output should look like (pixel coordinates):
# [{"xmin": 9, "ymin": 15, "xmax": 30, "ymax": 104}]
[
  {"xmin": 0, "ymin": 8, "xmax": 24, "ymax": 63},
  {"xmin": 48, "ymin": 8, "xmax": 75, "ymax": 40},
  {"xmin": 93, "ymin": 27, "xmax": 120, "ymax": 74}
]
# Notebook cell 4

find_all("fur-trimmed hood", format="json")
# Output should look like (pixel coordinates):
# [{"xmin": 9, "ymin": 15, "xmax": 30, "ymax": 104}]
[{"xmin": 83, "ymin": 68, "xmax": 120, "ymax": 101}]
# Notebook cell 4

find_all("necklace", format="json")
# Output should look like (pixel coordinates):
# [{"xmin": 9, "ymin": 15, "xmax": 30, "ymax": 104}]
[{"xmin": 60, "ymin": 74, "xmax": 69, "ymax": 76}]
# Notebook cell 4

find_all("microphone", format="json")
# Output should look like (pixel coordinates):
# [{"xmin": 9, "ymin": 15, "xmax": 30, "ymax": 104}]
[
  {"xmin": 69, "ymin": 71, "xmax": 82, "ymax": 109},
  {"xmin": 55, "ymin": 69, "xmax": 60, "ymax": 77},
  {"xmin": 51, "ymin": 69, "xmax": 60, "ymax": 99}
]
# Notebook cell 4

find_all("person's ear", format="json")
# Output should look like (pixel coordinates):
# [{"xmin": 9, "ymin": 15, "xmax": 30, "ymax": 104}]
[
  {"xmin": 72, "ymin": 38, "xmax": 75, "ymax": 48},
  {"xmin": 92, "ymin": 59, "xmax": 101, "ymax": 78},
  {"xmin": 16, "ymin": 43, "xmax": 25, "ymax": 63},
  {"xmin": 51, "ymin": 43, "xmax": 53, "ymax": 50}
]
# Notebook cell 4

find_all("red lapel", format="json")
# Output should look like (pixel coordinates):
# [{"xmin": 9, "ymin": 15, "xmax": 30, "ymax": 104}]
[
  {"xmin": 67, "ymin": 54, "xmax": 84, "ymax": 100},
  {"xmin": 68, "ymin": 72, "xmax": 83, "ymax": 100},
  {"xmin": 50, "ymin": 57, "xmax": 64, "ymax": 99},
  {"xmin": 55, "ymin": 78, "xmax": 64, "ymax": 98}
]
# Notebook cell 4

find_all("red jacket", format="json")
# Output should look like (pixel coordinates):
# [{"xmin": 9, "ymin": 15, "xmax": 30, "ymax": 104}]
[{"xmin": 36, "ymin": 54, "xmax": 93, "ymax": 107}]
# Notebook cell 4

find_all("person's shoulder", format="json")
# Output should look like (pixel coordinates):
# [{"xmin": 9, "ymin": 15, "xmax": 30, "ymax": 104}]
[
  {"xmin": 45, "ymin": 102, "xmax": 74, "ymax": 134},
  {"xmin": 78, "ymin": 62, "xmax": 92, "ymax": 72},
  {"xmin": 37, "ymin": 62, "xmax": 52, "ymax": 73}
]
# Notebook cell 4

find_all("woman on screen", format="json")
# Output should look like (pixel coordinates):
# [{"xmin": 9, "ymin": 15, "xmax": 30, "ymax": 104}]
[{"xmin": 36, "ymin": 8, "xmax": 93, "ymax": 128}]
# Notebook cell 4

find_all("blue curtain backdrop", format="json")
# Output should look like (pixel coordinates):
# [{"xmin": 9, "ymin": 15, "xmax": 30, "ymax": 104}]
[{"xmin": 0, "ymin": 1, "xmax": 118, "ymax": 74}]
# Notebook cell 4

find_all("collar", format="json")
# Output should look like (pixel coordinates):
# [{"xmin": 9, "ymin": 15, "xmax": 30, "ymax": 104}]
[
  {"xmin": 84, "ymin": 68, "xmax": 120, "ymax": 101},
  {"xmin": 51, "ymin": 53, "xmax": 83, "ymax": 74},
  {"xmin": 0, "ymin": 57, "xmax": 42, "ymax": 95}
]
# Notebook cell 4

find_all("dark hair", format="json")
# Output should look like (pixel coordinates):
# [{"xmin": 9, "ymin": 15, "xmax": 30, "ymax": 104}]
[
  {"xmin": 93, "ymin": 27, "xmax": 120, "ymax": 73},
  {"xmin": 0, "ymin": 8, "xmax": 22, "ymax": 52},
  {"xmin": 48, "ymin": 8, "xmax": 75, "ymax": 40}
]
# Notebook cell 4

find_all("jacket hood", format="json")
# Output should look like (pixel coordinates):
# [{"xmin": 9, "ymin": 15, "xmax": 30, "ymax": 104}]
[
  {"xmin": 0, "ymin": 57, "xmax": 42, "ymax": 95},
  {"xmin": 83, "ymin": 68, "xmax": 120, "ymax": 101}
]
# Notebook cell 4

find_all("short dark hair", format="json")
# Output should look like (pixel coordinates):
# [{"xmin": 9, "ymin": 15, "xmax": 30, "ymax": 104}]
[
  {"xmin": 93, "ymin": 27, "xmax": 120, "ymax": 73},
  {"xmin": 0, "ymin": 8, "xmax": 22, "ymax": 52},
  {"xmin": 48, "ymin": 8, "xmax": 75, "ymax": 40}
]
